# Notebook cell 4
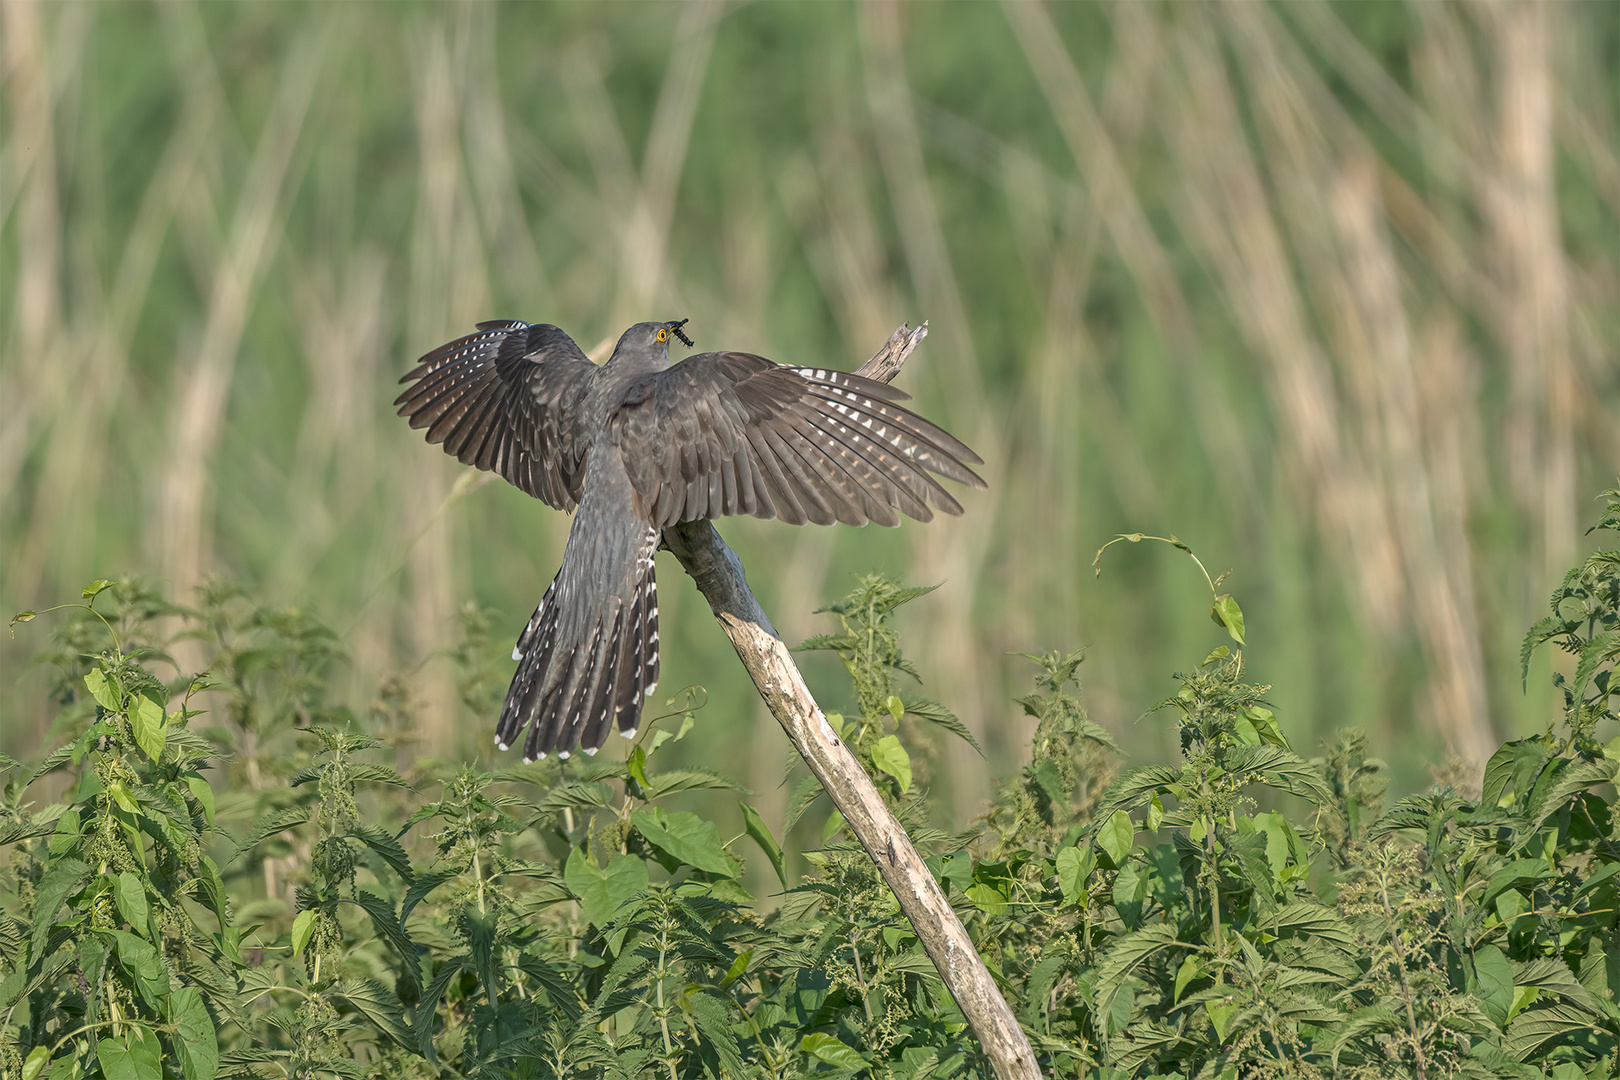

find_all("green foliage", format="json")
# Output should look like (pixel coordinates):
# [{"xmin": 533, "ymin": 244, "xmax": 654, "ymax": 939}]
[
  {"xmin": 6, "ymin": 497, "xmax": 1620, "ymax": 1078},
  {"xmin": 797, "ymin": 574, "xmax": 979, "ymax": 806},
  {"xmin": 1521, "ymin": 488, "xmax": 1620, "ymax": 757}
]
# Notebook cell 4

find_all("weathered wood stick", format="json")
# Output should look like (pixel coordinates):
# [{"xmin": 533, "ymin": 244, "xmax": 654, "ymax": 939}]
[{"xmin": 664, "ymin": 323, "xmax": 1040, "ymax": 1080}]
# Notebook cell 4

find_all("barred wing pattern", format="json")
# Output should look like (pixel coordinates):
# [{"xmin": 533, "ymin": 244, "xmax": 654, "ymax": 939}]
[
  {"xmin": 394, "ymin": 321, "xmax": 597, "ymax": 510},
  {"xmin": 610, "ymin": 352, "xmax": 986, "ymax": 529}
]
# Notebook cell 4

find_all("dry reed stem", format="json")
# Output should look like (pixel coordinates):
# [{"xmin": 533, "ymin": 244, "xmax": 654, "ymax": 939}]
[
  {"xmin": 1483, "ymin": 1, "xmax": 1577, "ymax": 583},
  {"xmin": 156, "ymin": 28, "xmax": 324, "ymax": 597},
  {"xmin": 860, "ymin": 1, "xmax": 1001, "ymax": 816}
]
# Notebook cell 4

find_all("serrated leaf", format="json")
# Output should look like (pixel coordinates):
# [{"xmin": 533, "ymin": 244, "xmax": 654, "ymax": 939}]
[
  {"xmin": 1093, "ymin": 765, "xmax": 1184, "ymax": 828},
  {"xmin": 1094, "ymin": 922, "xmax": 1182, "ymax": 1039},
  {"xmin": 401, "ymin": 870, "xmax": 457, "ymax": 922},
  {"xmin": 872, "ymin": 735, "xmax": 912, "ymax": 792},
  {"xmin": 1573, "ymin": 631, "xmax": 1620, "ymax": 702},
  {"xmin": 334, "ymin": 979, "xmax": 416, "ymax": 1051},
  {"xmin": 232, "ymin": 806, "xmax": 312, "ymax": 859},
  {"xmin": 82, "ymin": 579, "xmax": 116, "ymax": 600},
  {"xmin": 29, "ymin": 857, "xmax": 89, "ymax": 961},
  {"xmin": 644, "ymin": 767, "xmax": 750, "ymax": 799},
  {"xmin": 349, "ymin": 890, "xmax": 419, "ymax": 992},
  {"xmin": 1221, "ymin": 745, "xmax": 1334, "ymax": 807},
  {"xmin": 351, "ymin": 821, "xmax": 414, "ymax": 883},
  {"xmin": 900, "ymin": 696, "xmax": 984, "ymax": 754},
  {"xmin": 740, "ymin": 802, "xmax": 787, "ymax": 887},
  {"xmin": 690, "ymin": 992, "xmax": 747, "ymax": 1078}
]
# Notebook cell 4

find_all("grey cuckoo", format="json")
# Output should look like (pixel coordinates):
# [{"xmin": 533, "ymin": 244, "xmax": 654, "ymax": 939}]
[{"xmin": 396, "ymin": 319, "xmax": 985, "ymax": 762}]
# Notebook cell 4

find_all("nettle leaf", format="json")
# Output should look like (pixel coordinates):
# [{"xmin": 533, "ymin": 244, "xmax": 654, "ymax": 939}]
[
  {"xmin": 643, "ymin": 767, "xmax": 750, "ymax": 799},
  {"xmin": 1094, "ymin": 765, "xmax": 1184, "ymax": 827},
  {"xmin": 689, "ymin": 992, "xmax": 747, "ymax": 1078},
  {"xmin": 564, "ymin": 850, "xmax": 649, "ymax": 928},
  {"xmin": 1503, "ymin": 1001, "xmax": 1608, "ymax": 1061},
  {"xmin": 1094, "ymin": 922, "xmax": 1182, "ymax": 1038},
  {"xmin": 899, "ymin": 695, "xmax": 984, "ymax": 754},
  {"xmin": 872, "ymin": 735, "xmax": 912, "ymax": 792},
  {"xmin": 1257, "ymin": 903, "xmax": 1357, "ymax": 953},
  {"xmin": 1221, "ymin": 745, "xmax": 1334, "ymax": 807},
  {"xmin": 29, "ymin": 857, "xmax": 90, "ymax": 961},
  {"xmin": 631, "ymin": 808, "xmax": 737, "ymax": 876},
  {"xmin": 233, "ymin": 806, "xmax": 312, "ymax": 857},
  {"xmin": 1573, "ymin": 631, "xmax": 1620, "ymax": 702},
  {"xmin": 351, "ymin": 821, "xmax": 415, "ymax": 883},
  {"xmin": 335, "ymin": 979, "xmax": 417, "ymax": 1051},
  {"xmin": 401, "ymin": 870, "xmax": 458, "ymax": 922},
  {"xmin": 1523, "ymin": 758, "xmax": 1619, "ymax": 834}
]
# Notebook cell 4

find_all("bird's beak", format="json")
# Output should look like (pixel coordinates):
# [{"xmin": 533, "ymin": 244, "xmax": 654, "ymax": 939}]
[{"xmin": 667, "ymin": 319, "xmax": 694, "ymax": 347}]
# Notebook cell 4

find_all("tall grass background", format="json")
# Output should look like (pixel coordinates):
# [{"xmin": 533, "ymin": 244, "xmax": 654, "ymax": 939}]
[{"xmin": 3, "ymin": 1, "xmax": 1616, "ymax": 827}]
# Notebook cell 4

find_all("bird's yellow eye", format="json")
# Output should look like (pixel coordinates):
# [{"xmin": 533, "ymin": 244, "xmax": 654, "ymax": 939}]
[{"xmin": 656, "ymin": 328, "xmax": 669, "ymax": 343}]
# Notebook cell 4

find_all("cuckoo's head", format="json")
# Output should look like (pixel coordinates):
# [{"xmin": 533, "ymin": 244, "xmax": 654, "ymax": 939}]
[{"xmin": 613, "ymin": 319, "xmax": 694, "ymax": 367}]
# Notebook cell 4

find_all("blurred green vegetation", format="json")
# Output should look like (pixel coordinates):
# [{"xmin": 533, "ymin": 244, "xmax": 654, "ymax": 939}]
[{"xmin": 3, "ymin": 1, "xmax": 1617, "ymax": 819}]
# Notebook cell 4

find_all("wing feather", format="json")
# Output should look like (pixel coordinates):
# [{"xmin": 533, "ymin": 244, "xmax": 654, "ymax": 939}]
[
  {"xmin": 397, "ymin": 321, "xmax": 597, "ymax": 510},
  {"xmin": 608, "ymin": 351, "xmax": 983, "ymax": 529}
]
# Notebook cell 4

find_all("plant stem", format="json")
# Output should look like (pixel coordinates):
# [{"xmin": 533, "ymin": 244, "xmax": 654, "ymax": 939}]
[
  {"xmin": 656, "ymin": 922, "xmax": 679, "ymax": 1080},
  {"xmin": 1377, "ymin": 869, "xmax": 1430, "ymax": 1080},
  {"xmin": 850, "ymin": 927, "xmax": 874, "ymax": 1024}
]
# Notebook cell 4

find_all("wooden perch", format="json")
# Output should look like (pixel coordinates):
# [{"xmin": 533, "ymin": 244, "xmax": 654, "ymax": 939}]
[{"xmin": 664, "ymin": 323, "xmax": 1040, "ymax": 1080}]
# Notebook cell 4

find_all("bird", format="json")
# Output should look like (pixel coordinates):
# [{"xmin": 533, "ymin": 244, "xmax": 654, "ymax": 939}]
[{"xmin": 395, "ymin": 319, "xmax": 985, "ymax": 763}]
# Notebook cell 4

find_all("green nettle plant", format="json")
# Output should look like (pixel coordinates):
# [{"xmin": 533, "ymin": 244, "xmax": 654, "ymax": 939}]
[{"xmin": 2, "ymin": 489, "xmax": 1618, "ymax": 1080}]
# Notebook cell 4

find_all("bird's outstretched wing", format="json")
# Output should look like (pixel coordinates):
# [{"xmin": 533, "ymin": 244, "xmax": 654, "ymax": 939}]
[
  {"xmin": 395, "ymin": 321, "xmax": 598, "ymax": 510},
  {"xmin": 608, "ymin": 352, "xmax": 986, "ymax": 528}
]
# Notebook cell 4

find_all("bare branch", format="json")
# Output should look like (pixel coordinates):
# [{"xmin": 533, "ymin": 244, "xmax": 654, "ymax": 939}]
[{"xmin": 664, "ymin": 322, "xmax": 1038, "ymax": 1080}]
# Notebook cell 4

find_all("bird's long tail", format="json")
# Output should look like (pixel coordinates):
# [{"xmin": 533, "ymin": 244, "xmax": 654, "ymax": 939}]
[{"xmin": 495, "ymin": 526, "xmax": 659, "ymax": 761}]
